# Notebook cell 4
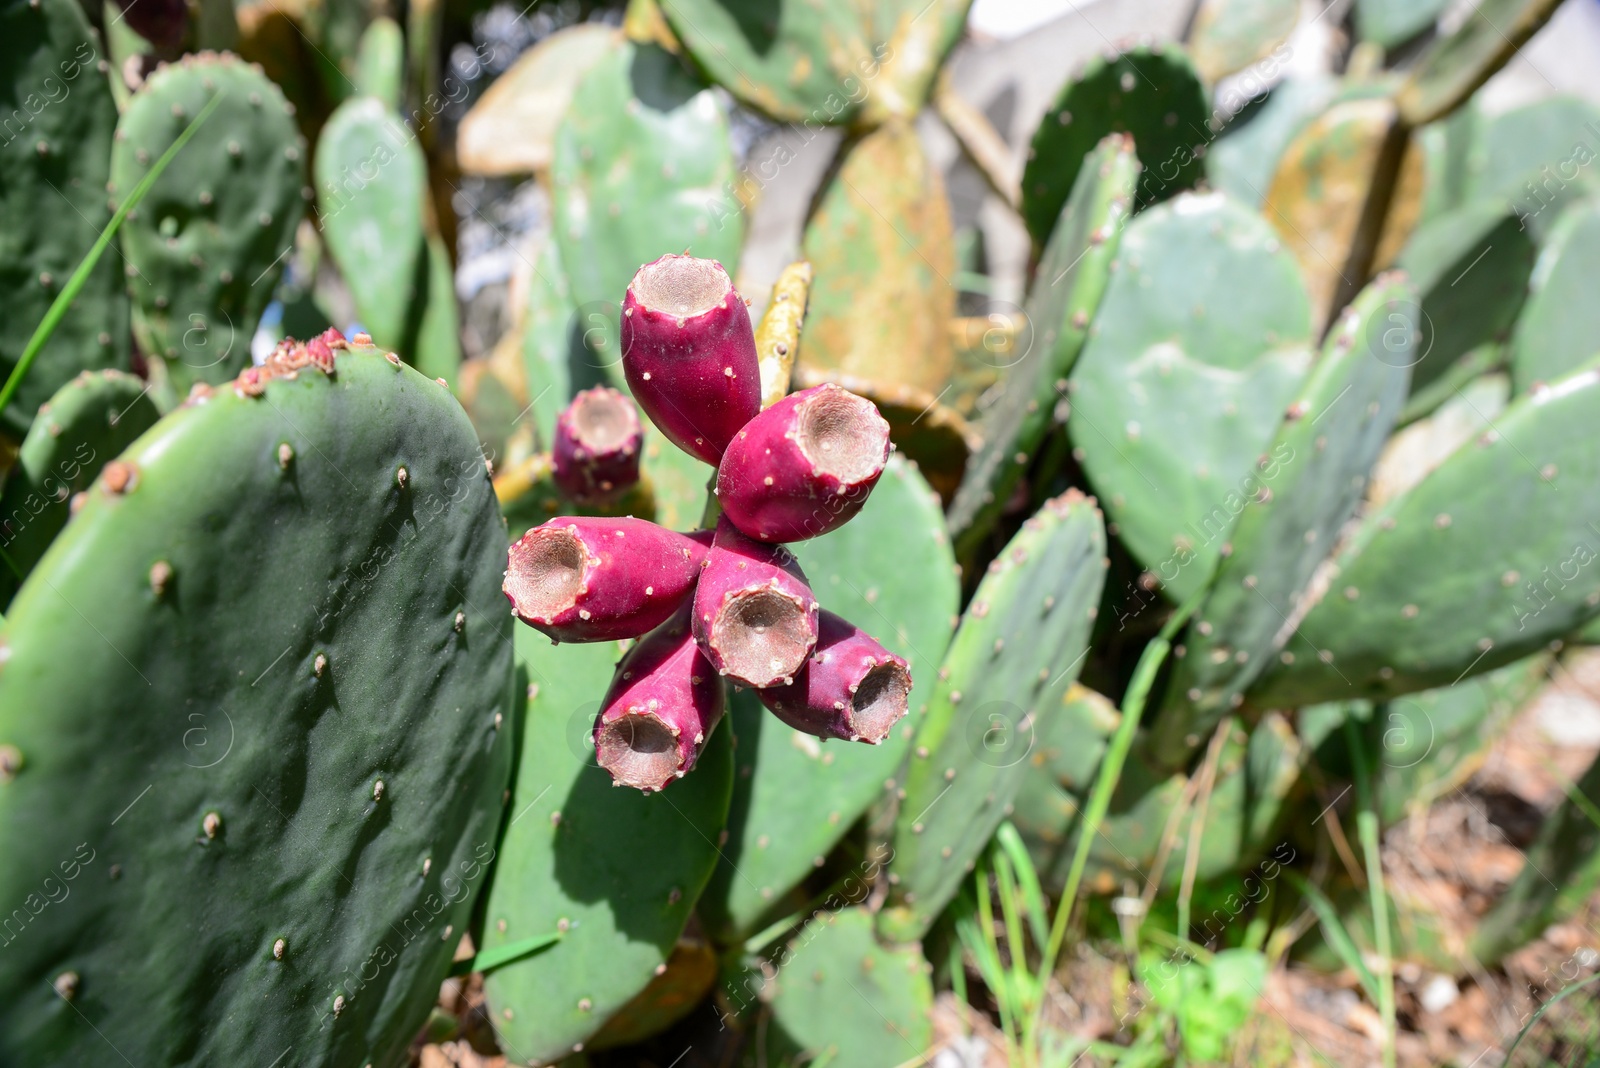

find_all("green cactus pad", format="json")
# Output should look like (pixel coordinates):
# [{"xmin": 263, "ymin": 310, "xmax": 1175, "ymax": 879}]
[
  {"xmin": 1249, "ymin": 354, "xmax": 1600, "ymax": 707},
  {"xmin": 1151, "ymin": 275, "xmax": 1415, "ymax": 768},
  {"xmin": 112, "ymin": 52, "xmax": 305, "ymax": 394},
  {"xmin": 699, "ymin": 457, "xmax": 958, "ymax": 944},
  {"xmin": 481, "ymin": 631, "xmax": 733, "ymax": 1064},
  {"xmin": 411, "ymin": 230, "xmax": 462, "ymax": 387},
  {"xmin": 551, "ymin": 38, "xmax": 742, "ymax": 378},
  {"xmin": 879, "ymin": 490, "xmax": 1106, "ymax": 943},
  {"xmin": 1368, "ymin": 656, "xmax": 1546, "ymax": 824},
  {"xmin": 1207, "ymin": 76, "xmax": 1336, "ymax": 207},
  {"xmin": 1396, "ymin": 0, "xmax": 1564, "ymax": 126},
  {"xmin": 0, "ymin": 370, "xmax": 160, "ymax": 606},
  {"xmin": 1187, "ymin": 0, "xmax": 1299, "ymax": 83},
  {"xmin": 1509, "ymin": 197, "xmax": 1600, "ymax": 393},
  {"xmin": 658, "ymin": 0, "xmax": 963, "ymax": 126},
  {"xmin": 315, "ymin": 95, "xmax": 426, "ymax": 350},
  {"xmin": 1068, "ymin": 191, "xmax": 1313, "ymax": 605},
  {"xmin": 1398, "ymin": 201, "xmax": 1534, "ymax": 395},
  {"xmin": 766, "ymin": 906, "xmax": 933, "ymax": 1068},
  {"xmin": 520, "ymin": 235, "xmax": 592, "ymax": 449},
  {"xmin": 0, "ymin": 0, "xmax": 128, "ymax": 439},
  {"xmin": 949, "ymin": 134, "xmax": 1136, "ymax": 560},
  {"xmin": 1465, "ymin": 97, "xmax": 1600, "ymax": 240},
  {"xmin": 0, "ymin": 342, "xmax": 513, "ymax": 1067},
  {"xmin": 1021, "ymin": 42, "xmax": 1208, "ymax": 248},
  {"xmin": 799, "ymin": 120, "xmax": 957, "ymax": 395},
  {"xmin": 1354, "ymin": 0, "xmax": 1449, "ymax": 48},
  {"xmin": 355, "ymin": 16, "xmax": 404, "ymax": 110}
]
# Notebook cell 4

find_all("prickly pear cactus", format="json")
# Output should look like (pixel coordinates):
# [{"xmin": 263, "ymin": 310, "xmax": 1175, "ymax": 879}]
[
  {"xmin": 550, "ymin": 38, "xmax": 742, "ymax": 377},
  {"xmin": 0, "ymin": 0, "xmax": 128, "ymax": 438},
  {"xmin": 1187, "ymin": 0, "xmax": 1299, "ymax": 83},
  {"xmin": 481, "ymin": 631, "xmax": 733, "ymax": 1064},
  {"xmin": 1021, "ymin": 42, "xmax": 1208, "ymax": 247},
  {"xmin": 1068, "ymin": 190, "xmax": 1313, "ymax": 605},
  {"xmin": 1250, "ymin": 353, "xmax": 1600, "ymax": 707},
  {"xmin": 762, "ymin": 907, "xmax": 934, "ymax": 1068},
  {"xmin": 1206, "ymin": 76, "xmax": 1336, "ymax": 208},
  {"xmin": 1509, "ymin": 197, "xmax": 1600, "ymax": 393},
  {"xmin": 799, "ymin": 120, "xmax": 957, "ymax": 395},
  {"xmin": 1397, "ymin": 201, "xmax": 1533, "ymax": 395},
  {"xmin": 0, "ymin": 370, "xmax": 160, "ymax": 606},
  {"xmin": 657, "ymin": 0, "xmax": 965, "ymax": 126},
  {"xmin": 1354, "ymin": 0, "xmax": 1449, "ymax": 48},
  {"xmin": 949, "ymin": 134, "xmax": 1136, "ymax": 559},
  {"xmin": 315, "ymin": 95, "xmax": 426, "ymax": 350},
  {"xmin": 1262, "ymin": 96, "xmax": 1425, "ymax": 327},
  {"xmin": 699, "ymin": 458, "xmax": 958, "ymax": 943},
  {"xmin": 112, "ymin": 52, "xmax": 306, "ymax": 395},
  {"xmin": 0, "ymin": 340, "xmax": 514, "ymax": 1067},
  {"xmin": 878, "ymin": 490, "xmax": 1106, "ymax": 943},
  {"xmin": 1396, "ymin": 0, "xmax": 1564, "ymax": 125},
  {"xmin": 1151, "ymin": 275, "xmax": 1415, "ymax": 768}
]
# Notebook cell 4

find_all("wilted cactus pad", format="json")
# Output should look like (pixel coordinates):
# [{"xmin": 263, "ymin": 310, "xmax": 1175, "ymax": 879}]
[{"xmin": 0, "ymin": 344, "xmax": 513, "ymax": 1067}]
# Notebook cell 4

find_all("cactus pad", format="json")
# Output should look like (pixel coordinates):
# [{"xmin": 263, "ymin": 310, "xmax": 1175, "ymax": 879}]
[
  {"xmin": 949, "ymin": 134, "xmax": 1136, "ymax": 558},
  {"xmin": 0, "ymin": 341, "xmax": 514, "ymax": 1067},
  {"xmin": 314, "ymin": 95, "xmax": 426, "ymax": 350},
  {"xmin": 699, "ymin": 457, "xmax": 958, "ymax": 943},
  {"xmin": 482, "ymin": 630, "xmax": 733, "ymax": 1063},
  {"xmin": 0, "ymin": 370, "xmax": 160, "ymax": 606},
  {"xmin": 112, "ymin": 52, "xmax": 305, "ymax": 393},
  {"xmin": 799, "ymin": 121, "xmax": 957, "ymax": 395},
  {"xmin": 1068, "ymin": 191, "xmax": 1313, "ymax": 605},
  {"xmin": 1152, "ymin": 275, "xmax": 1414, "ymax": 768},
  {"xmin": 1188, "ymin": 0, "xmax": 1299, "ymax": 83},
  {"xmin": 1396, "ymin": 0, "xmax": 1564, "ymax": 126},
  {"xmin": 1355, "ymin": 0, "xmax": 1449, "ymax": 48},
  {"xmin": 1021, "ymin": 42, "xmax": 1207, "ymax": 247},
  {"xmin": 0, "ymin": 0, "xmax": 128, "ymax": 438},
  {"xmin": 879, "ymin": 490, "xmax": 1106, "ymax": 942},
  {"xmin": 765, "ymin": 906, "xmax": 933, "ymax": 1068},
  {"xmin": 1509, "ymin": 197, "xmax": 1600, "ymax": 393},
  {"xmin": 1250, "ymin": 354, "xmax": 1600, "ymax": 706},
  {"xmin": 551, "ymin": 38, "xmax": 742, "ymax": 377}
]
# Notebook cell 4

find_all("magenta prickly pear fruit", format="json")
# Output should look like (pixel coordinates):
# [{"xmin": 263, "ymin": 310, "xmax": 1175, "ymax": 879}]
[
  {"xmin": 716, "ymin": 383, "xmax": 891, "ymax": 542},
  {"xmin": 620, "ymin": 254, "xmax": 761, "ymax": 465},
  {"xmin": 504, "ymin": 517, "xmax": 711, "ymax": 643},
  {"xmin": 692, "ymin": 517, "xmax": 819, "ymax": 688},
  {"xmin": 551, "ymin": 386, "xmax": 643, "ymax": 501},
  {"xmin": 758, "ymin": 611, "xmax": 912, "ymax": 745},
  {"xmin": 594, "ymin": 607, "xmax": 725, "ymax": 792}
]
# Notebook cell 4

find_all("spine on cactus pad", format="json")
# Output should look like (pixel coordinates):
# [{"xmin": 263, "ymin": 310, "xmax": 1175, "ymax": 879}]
[
  {"xmin": 757, "ymin": 610, "xmax": 911, "ymax": 744},
  {"xmin": 551, "ymin": 386, "xmax": 643, "ymax": 501},
  {"xmin": 692, "ymin": 517, "xmax": 819, "ymax": 688},
  {"xmin": 504, "ymin": 517, "xmax": 711, "ymax": 642},
  {"xmin": 594, "ymin": 605, "xmax": 725, "ymax": 792},
  {"xmin": 620, "ymin": 254, "xmax": 761, "ymax": 465},
  {"xmin": 716, "ymin": 383, "xmax": 890, "ymax": 542}
]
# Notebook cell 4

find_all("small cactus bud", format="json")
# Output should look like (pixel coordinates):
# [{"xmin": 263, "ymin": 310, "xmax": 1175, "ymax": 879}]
[
  {"xmin": 594, "ymin": 608, "xmax": 724, "ymax": 792},
  {"xmin": 757, "ymin": 610, "xmax": 911, "ymax": 744},
  {"xmin": 504, "ymin": 517, "xmax": 712, "ymax": 643},
  {"xmin": 551, "ymin": 387, "xmax": 642, "ymax": 502},
  {"xmin": 692, "ymin": 518, "xmax": 819, "ymax": 688},
  {"xmin": 716, "ymin": 383, "xmax": 890, "ymax": 542},
  {"xmin": 620, "ymin": 255, "xmax": 761, "ymax": 465}
]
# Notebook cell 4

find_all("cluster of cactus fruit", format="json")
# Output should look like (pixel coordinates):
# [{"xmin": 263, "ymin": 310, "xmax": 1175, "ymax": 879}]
[
  {"xmin": 503, "ymin": 255, "xmax": 909, "ymax": 790},
  {"xmin": 4, "ymin": 0, "xmax": 1600, "ymax": 1064}
]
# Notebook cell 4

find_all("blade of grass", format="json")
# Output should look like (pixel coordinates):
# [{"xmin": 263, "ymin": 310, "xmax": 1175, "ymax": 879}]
[
  {"xmin": 0, "ymin": 92, "xmax": 226, "ymax": 418},
  {"xmin": 448, "ymin": 929, "xmax": 562, "ymax": 976},
  {"xmin": 1501, "ymin": 971, "xmax": 1600, "ymax": 1063},
  {"xmin": 996, "ymin": 822, "xmax": 1051, "ymax": 952},
  {"xmin": 1285, "ymin": 873, "xmax": 1381, "ymax": 1005},
  {"xmin": 1030, "ymin": 588, "xmax": 1206, "ymax": 1043},
  {"xmin": 1345, "ymin": 718, "xmax": 1396, "ymax": 1068},
  {"xmin": 973, "ymin": 859, "xmax": 1020, "ymax": 1048}
]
